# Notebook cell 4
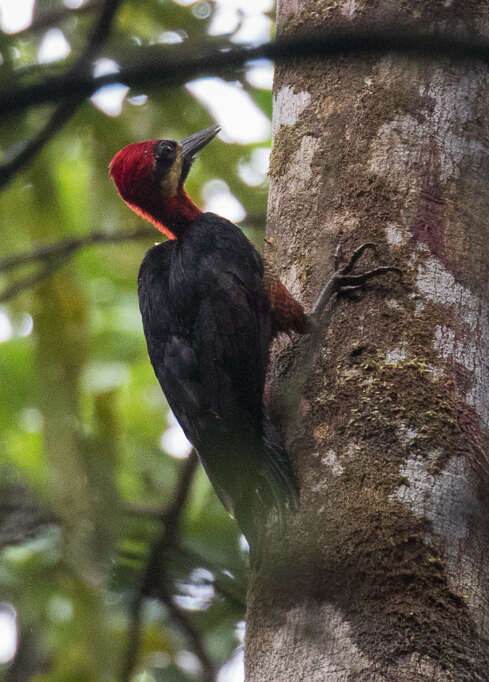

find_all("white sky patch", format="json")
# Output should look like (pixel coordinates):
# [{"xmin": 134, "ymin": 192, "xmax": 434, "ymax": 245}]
[
  {"xmin": 239, "ymin": 534, "xmax": 249, "ymax": 553},
  {"xmin": 232, "ymin": 15, "xmax": 272, "ymax": 44},
  {"xmin": 64, "ymin": 0, "xmax": 85, "ymax": 8},
  {"xmin": 202, "ymin": 179, "xmax": 246, "ymax": 222},
  {"xmin": 218, "ymin": 648, "xmax": 244, "ymax": 682},
  {"xmin": 16, "ymin": 312, "xmax": 33, "ymax": 337},
  {"xmin": 160, "ymin": 412, "xmax": 192, "ymax": 459},
  {"xmin": 158, "ymin": 30, "xmax": 184, "ymax": 44},
  {"xmin": 0, "ymin": 0, "xmax": 34, "ymax": 33},
  {"xmin": 0, "ymin": 603, "xmax": 17, "ymax": 664},
  {"xmin": 0, "ymin": 309, "xmax": 33, "ymax": 342},
  {"xmin": 90, "ymin": 58, "xmax": 129, "ymax": 116},
  {"xmin": 91, "ymin": 85, "xmax": 129, "ymax": 116},
  {"xmin": 93, "ymin": 58, "xmax": 121, "ymax": 78},
  {"xmin": 37, "ymin": 28, "xmax": 71, "ymax": 64},
  {"xmin": 208, "ymin": 0, "xmax": 273, "ymax": 43},
  {"xmin": 176, "ymin": 651, "xmax": 202, "ymax": 677},
  {"xmin": 238, "ymin": 147, "xmax": 270, "ymax": 186},
  {"xmin": 174, "ymin": 568, "xmax": 215, "ymax": 610},
  {"xmin": 0, "ymin": 309, "xmax": 13, "ymax": 342},
  {"xmin": 187, "ymin": 78, "xmax": 270, "ymax": 143},
  {"xmin": 128, "ymin": 94, "xmax": 148, "ymax": 107},
  {"xmin": 246, "ymin": 60, "xmax": 273, "ymax": 89}
]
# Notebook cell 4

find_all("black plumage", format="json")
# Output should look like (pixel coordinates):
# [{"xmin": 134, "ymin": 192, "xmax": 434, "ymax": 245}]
[
  {"xmin": 111, "ymin": 124, "xmax": 398, "ymax": 555},
  {"xmin": 138, "ymin": 212, "xmax": 298, "ymax": 548}
]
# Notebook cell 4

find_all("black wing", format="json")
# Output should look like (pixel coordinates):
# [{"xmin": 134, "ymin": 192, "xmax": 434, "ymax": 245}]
[
  {"xmin": 140, "ymin": 214, "xmax": 270, "ymax": 435},
  {"xmin": 138, "ymin": 214, "xmax": 296, "ymax": 544}
]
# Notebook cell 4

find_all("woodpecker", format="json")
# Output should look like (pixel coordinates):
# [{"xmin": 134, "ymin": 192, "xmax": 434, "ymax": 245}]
[{"xmin": 109, "ymin": 124, "xmax": 399, "ymax": 552}]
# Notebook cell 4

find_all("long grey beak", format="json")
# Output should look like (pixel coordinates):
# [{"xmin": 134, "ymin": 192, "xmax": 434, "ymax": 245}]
[{"xmin": 180, "ymin": 124, "xmax": 221, "ymax": 163}]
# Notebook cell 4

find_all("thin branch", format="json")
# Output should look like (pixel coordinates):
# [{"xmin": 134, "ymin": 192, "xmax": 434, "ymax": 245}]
[
  {"xmin": 0, "ymin": 226, "xmax": 153, "ymax": 273},
  {"xmin": 0, "ymin": 100, "xmax": 79, "ymax": 190},
  {"xmin": 0, "ymin": 226, "xmax": 153, "ymax": 303},
  {"xmin": 0, "ymin": 212, "xmax": 267, "ymax": 274},
  {"xmin": 174, "ymin": 546, "xmax": 247, "ymax": 612},
  {"xmin": 120, "ymin": 451, "xmax": 215, "ymax": 682},
  {"xmin": 0, "ymin": 215, "xmax": 265, "ymax": 303},
  {"xmin": 0, "ymin": 258, "xmax": 71, "ymax": 304},
  {"xmin": 2, "ymin": 28, "xmax": 489, "ymax": 118},
  {"xmin": 157, "ymin": 580, "xmax": 215, "ymax": 681},
  {"xmin": 0, "ymin": 0, "xmax": 123, "ymax": 190},
  {"xmin": 119, "ymin": 540, "xmax": 247, "ymax": 612}
]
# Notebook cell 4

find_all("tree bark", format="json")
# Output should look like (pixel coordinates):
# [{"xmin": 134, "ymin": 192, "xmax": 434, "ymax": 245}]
[{"xmin": 246, "ymin": 1, "xmax": 489, "ymax": 680}]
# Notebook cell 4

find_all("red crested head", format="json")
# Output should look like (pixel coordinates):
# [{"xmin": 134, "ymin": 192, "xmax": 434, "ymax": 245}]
[
  {"xmin": 109, "ymin": 140, "xmax": 177, "ymax": 239},
  {"xmin": 109, "ymin": 141, "xmax": 156, "ymax": 206},
  {"xmin": 109, "ymin": 125, "xmax": 220, "ymax": 239}
]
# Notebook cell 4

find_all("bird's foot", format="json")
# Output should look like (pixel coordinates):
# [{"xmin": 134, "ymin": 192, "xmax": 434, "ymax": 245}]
[
  {"xmin": 308, "ymin": 242, "xmax": 402, "ymax": 325},
  {"xmin": 330, "ymin": 242, "xmax": 402, "ymax": 297}
]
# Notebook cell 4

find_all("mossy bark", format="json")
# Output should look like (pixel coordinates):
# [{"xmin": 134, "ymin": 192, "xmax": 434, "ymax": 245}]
[{"xmin": 246, "ymin": 1, "xmax": 489, "ymax": 680}]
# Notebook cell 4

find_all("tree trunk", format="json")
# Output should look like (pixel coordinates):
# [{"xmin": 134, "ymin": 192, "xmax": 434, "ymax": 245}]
[{"xmin": 246, "ymin": 1, "xmax": 489, "ymax": 680}]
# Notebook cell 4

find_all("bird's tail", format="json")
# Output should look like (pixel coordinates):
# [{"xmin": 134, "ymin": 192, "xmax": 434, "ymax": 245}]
[
  {"xmin": 262, "ymin": 419, "xmax": 299, "ymax": 520},
  {"xmin": 234, "ymin": 420, "xmax": 299, "ymax": 560}
]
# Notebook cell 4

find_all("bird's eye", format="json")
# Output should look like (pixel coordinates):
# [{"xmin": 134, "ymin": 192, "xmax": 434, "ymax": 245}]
[{"xmin": 154, "ymin": 140, "xmax": 176, "ymax": 162}]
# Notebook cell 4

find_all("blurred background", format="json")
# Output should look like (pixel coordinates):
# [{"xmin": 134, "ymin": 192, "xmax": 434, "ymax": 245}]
[{"xmin": 0, "ymin": 1, "xmax": 274, "ymax": 679}]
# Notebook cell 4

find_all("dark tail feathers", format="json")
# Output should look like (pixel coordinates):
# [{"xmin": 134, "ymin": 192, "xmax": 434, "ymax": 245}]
[
  {"xmin": 262, "ymin": 419, "xmax": 299, "ymax": 521},
  {"xmin": 234, "ymin": 420, "xmax": 299, "ymax": 561}
]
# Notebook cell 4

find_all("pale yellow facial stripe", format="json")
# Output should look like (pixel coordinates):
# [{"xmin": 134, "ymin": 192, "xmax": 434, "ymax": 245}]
[{"xmin": 158, "ymin": 143, "xmax": 183, "ymax": 198}]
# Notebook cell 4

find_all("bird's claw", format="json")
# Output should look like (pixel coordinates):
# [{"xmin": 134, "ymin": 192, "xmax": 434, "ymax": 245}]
[
  {"xmin": 311, "ymin": 242, "xmax": 402, "ymax": 319},
  {"xmin": 332, "ymin": 242, "xmax": 401, "ymax": 295},
  {"xmin": 334, "ymin": 241, "xmax": 376, "ymax": 273},
  {"xmin": 333, "ymin": 264, "xmax": 402, "ymax": 295}
]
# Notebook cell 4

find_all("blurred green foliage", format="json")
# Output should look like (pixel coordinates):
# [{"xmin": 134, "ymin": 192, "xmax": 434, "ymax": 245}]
[{"xmin": 0, "ymin": 1, "xmax": 272, "ymax": 679}]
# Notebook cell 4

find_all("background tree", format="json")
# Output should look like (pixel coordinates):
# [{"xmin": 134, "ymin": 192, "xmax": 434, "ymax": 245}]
[
  {"xmin": 0, "ymin": 1, "xmax": 275, "ymax": 679},
  {"xmin": 246, "ymin": 1, "xmax": 489, "ymax": 680}
]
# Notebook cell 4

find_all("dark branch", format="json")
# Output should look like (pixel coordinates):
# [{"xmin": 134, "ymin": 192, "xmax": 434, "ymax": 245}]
[
  {"xmin": 0, "ymin": 226, "xmax": 153, "ymax": 303},
  {"xmin": 120, "ymin": 451, "xmax": 215, "ymax": 682},
  {"xmin": 2, "ymin": 28, "xmax": 489, "ymax": 117},
  {"xmin": 0, "ymin": 226, "xmax": 153, "ymax": 274},
  {"xmin": 0, "ymin": 0, "xmax": 123, "ymax": 190},
  {"xmin": 175, "ymin": 546, "xmax": 247, "ymax": 612},
  {"xmin": 0, "ymin": 215, "xmax": 264, "ymax": 303},
  {"xmin": 122, "ymin": 507, "xmax": 246, "ymax": 609},
  {"xmin": 0, "ymin": 484, "xmax": 57, "ymax": 550},
  {"xmin": 0, "ymin": 259, "xmax": 71, "ymax": 304}
]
